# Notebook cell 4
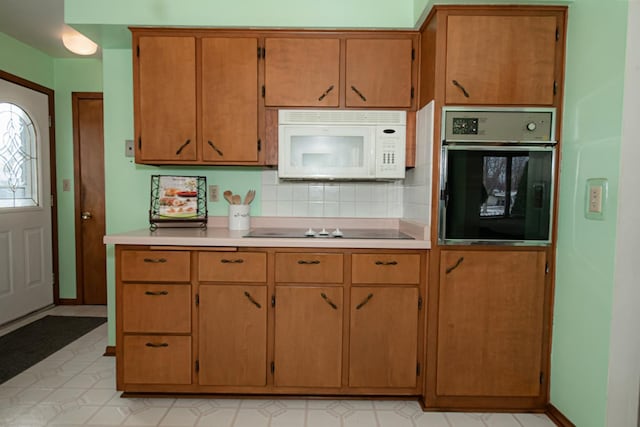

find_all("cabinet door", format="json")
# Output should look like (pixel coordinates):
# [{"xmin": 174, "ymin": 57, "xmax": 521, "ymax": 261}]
[
  {"xmin": 445, "ymin": 14, "xmax": 558, "ymax": 105},
  {"xmin": 136, "ymin": 36, "xmax": 197, "ymax": 161},
  {"xmin": 198, "ymin": 285, "xmax": 267, "ymax": 386},
  {"xmin": 345, "ymin": 38, "xmax": 413, "ymax": 108},
  {"xmin": 264, "ymin": 38, "xmax": 340, "ymax": 107},
  {"xmin": 274, "ymin": 286, "xmax": 343, "ymax": 387},
  {"xmin": 437, "ymin": 250, "xmax": 546, "ymax": 397},
  {"xmin": 202, "ymin": 37, "xmax": 259, "ymax": 162},
  {"xmin": 349, "ymin": 287, "xmax": 419, "ymax": 388}
]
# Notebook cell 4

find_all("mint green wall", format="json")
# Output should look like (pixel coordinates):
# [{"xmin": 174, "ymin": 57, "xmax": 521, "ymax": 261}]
[
  {"xmin": 0, "ymin": 32, "xmax": 54, "ymax": 88},
  {"xmin": 66, "ymin": 0, "xmax": 414, "ymax": 29},
  {"xmin": 550, "ymin": 0, "xmax": 628, "ymax": 426},
  {"xmin": 53, "ymin": 59, "xmax": 103, "ymax": 299}
]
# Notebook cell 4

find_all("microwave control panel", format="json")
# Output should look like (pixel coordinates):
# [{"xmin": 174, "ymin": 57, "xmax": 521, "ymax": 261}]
[
  {"xmin": 443, "ymin": 107, "xmax": 556, "ymax": 143},
  {"xmin": 375, "ymin": 126, "xmax": 406, "ymax": 178}
]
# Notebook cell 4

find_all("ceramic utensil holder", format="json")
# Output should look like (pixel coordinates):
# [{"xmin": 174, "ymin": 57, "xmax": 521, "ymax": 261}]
[{"xmin": 228, "ymin": 204, "xmax": 250, "ymax": 230}]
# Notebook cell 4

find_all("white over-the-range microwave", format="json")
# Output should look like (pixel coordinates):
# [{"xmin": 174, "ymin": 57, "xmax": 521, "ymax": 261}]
[{"xmin": 277, "ymin": 109, "xmax": 406, "ymax": 180}]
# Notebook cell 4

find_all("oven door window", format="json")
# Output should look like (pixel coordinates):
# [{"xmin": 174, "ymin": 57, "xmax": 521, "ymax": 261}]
[{"xmin": 442, "ymin": 146, "xmax": 554, "ymax": 244}]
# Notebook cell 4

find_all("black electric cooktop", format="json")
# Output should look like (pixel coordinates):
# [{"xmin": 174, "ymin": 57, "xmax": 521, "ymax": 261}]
[{"xmin": 243, "ymin": 227, "xmax": 414, "ymax": 240}]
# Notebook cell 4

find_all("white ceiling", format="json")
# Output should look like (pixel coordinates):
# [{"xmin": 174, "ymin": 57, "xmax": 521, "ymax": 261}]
[{"xmin": 0, "ymin": 0, "xmax": 101, "ymax": 59}]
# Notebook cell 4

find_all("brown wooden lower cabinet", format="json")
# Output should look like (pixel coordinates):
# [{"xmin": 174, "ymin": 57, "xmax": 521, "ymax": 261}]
[
  {"xmin": 349, "ymin": 286, "xmax": 419, "ymax": 388},
  {"xmin": 123, "ymin": 335, "xmax": 192, "ymax": 385},
  {"xmin": 433, "ymin": 249, "xmax": 548, "ymax": 404},
  {"xmin": 198, "ymin": 284, "xmax": 267, "ymax": 386},
  {"xmin": 274, "ymin": 286, "xmax": 343, "ymax": 388}
]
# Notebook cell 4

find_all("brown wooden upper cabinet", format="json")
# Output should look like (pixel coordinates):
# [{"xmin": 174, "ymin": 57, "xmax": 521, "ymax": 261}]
[
  {"xmin": 345, "ymin": 38, "xmax": 414, "ymax": 108},
  {"xmin": 135, "ymin": 35, "xmax": 197, "ymax": 162},
  {"xmin": 420, "ymin": 6, "xmax": 566, "ymax": 107},
  {"xmin": 264, "ymin": 38, "xmax": 340, "ymax": 107},
  {"xmin": 264, "ymin": 35, "xmax": 416, "ymax": 109},
  {"xmin": 133, "ymin": 31, "xmax": 261, "ymax": 165}
]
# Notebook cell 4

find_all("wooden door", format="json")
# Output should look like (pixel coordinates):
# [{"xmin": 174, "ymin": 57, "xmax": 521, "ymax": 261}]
[
  {"xmin": 136, "ymin": 36, "xmax": 196, "ymax": 162},
  {"xmin": 445, "ymin": 14, "xmax": 558, "ymax": 105},
  {"xmin": 274, "ymin": 286, "xmax": 343, "ymax": 387},
  {"xmin": 264, "ymin": 38, "xmax": 340, "ymax": 107},
  {"xmin": 349, "ymin": 286, "xmax": 419, "ymax": 388},
  {"xmin": 201, "ymin": 37, "xmax": 259, "ymax": 163},
  {"xmin": 198, "ymin": 285, "xmax": 267, "ymax": 386},
  {"xmin": 345, "ymin": 38, "xmax": 413, "ymax": 108},
  {"xmin": 437, "ymin": 250, "xmax": 546, "ymax": 397},
  {"xmin": 73, "ymin": 93, "xmax": 106, "ymax": 304}
]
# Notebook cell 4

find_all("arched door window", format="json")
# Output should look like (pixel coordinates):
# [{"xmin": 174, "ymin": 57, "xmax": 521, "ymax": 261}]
[{"xmin": 0, "ymin": 102, "xmax": 38, "ymax": 208}]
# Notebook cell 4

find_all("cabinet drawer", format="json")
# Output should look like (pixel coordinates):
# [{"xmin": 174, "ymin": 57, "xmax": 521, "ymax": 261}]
[
  {"xmin": 122, "ymin": 284, "xmax": 191, "ymax": 333},
  {"xmin": 121, "ymin": 250, "xmax": 190, "ymax": 282},
  {"xmin": 198, "ymin": 252, "xmax": 267, "ymax": 283},
  {"xmin": 352, "ymin": 254, "xmax": 421, "ymax": 284},
  {"xmin": 123, "ymin": 335, "xmax": 192, "ymax": 384},
  {"xmin": 275, "ymin": 253, "xmax": 343, "ymax": 283}
]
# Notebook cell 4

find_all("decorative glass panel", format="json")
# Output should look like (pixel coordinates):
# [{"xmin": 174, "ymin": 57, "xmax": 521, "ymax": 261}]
[{"xmin": 0, "ymin": 102, "xmax": 38, "ymax": 208}]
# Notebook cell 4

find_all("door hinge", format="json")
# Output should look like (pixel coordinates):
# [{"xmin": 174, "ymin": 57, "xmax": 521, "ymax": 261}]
[
  {"xmin": 195, "ymin": 293, "xmax": 200, "ymax": 306},
  {"xmin": 48, "ymin": 115, "xmax": 52, "ymax": 127},
  {"xmin": 257, "ymin": 46, "xmax": 262, "ymax": 59},
  {"xmin": 50, "ymin": 194, "xmax": 55, "ymax": 208},
  {"xmin": 271, "ymin": 361, "xmax": 275, "ymax": 374},
  {"xmin": 411, "ymin": 87, "xmax": 414, "ymax": 99},
  {"xmin": 262, "ymin": 85, "xmax": 265, "ymax": 98},
  {"xmin": 411, "ymin": 48, "xmax": 415, "ymax": 61},
  {"xmin": 137, "ymin": 45, "xmax": 140, "ymax": 57},
  {"xmin": 418, "ymin": 296, "xmax": 422, "ymax": 310},
  {"xmin": 416, "ymin": 363, "xmax": 421, "ymax": 376},
  {"xmin": 545, "ymin": 262, "xmax": 549, "ymax": 275},
  {"xmin": 262, "ymin": 47, "xmax": 266, "ymax": 58},
  {"xmin": 51, "ymin": 273, "xmax": 55, "ymax": 285},
  {"xmin": 195, "ymin": 360, "xmax": 200, "ymax": 373},
  {"xmin": 271, "ymin": 295, "xmax": 276, "ymax": 307},
  {"xmin": 553, "ymin": 81, "xmax": 558, "ymax": 96},
  {"xmin": 540, "ymin": 372, "xmax": 544, "ymax": 384},
  {"xmin": 555, "ymin": 27, "xmax": 560, "ymax": 41},
  {"xmin": 257, "ymin": 139, "xmax": 261, "ymax": 152},
  {"xmin": 138, "ymin": 137, "xmax": 141, "ymax": 150}
]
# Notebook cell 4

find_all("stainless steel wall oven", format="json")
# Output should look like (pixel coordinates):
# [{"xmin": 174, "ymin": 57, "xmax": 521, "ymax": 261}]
[{"xmin": 439, "ymin": 107, "xmax": 557, "ymax": 245}]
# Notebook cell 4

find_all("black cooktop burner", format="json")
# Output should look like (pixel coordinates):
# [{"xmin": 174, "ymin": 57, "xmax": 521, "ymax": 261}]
[{"xmin": 243, "ymin": 228, "xmax": 414, "ymax": 240}]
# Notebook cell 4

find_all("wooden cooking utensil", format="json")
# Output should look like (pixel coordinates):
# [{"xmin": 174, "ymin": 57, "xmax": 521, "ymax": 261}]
[
  {"xmin": 232, "ymin": 194, "xmax": 241, "ymax": 205},
  {"xmin": 244, "ymin": 189, "xmax": 255, "ymax": 205},
  {"xmin": 223, "ymin": 190, "xmax": 233, "ymax": 204}
]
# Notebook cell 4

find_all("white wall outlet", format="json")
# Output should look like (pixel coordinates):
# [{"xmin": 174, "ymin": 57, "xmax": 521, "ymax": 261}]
[
  {"xmin": 62, "ymin": 179, "xmax": 71, "ymax": 192},
  {"xmin": 585, "ymin": 178, "xmax": 607, "ymax": 220},
  {"xmin": 209, "ymin": 185, "xmax": 219, "ymax": 202}
]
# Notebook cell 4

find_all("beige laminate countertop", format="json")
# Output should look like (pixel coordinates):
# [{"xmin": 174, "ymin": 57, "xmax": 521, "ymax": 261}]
[{"xmin": 103, "ymin": 217, "xmax": 430, "ymax": 249}]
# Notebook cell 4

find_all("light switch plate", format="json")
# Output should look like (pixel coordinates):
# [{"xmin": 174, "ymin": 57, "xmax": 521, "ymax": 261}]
[
  {"xmin": 208, "ymin": 185, "xmax": 219, "ymax": 202},
  {"xmin": 125, "ymin": 139, "xmax": 134, "ymax": 158},
  {"xmin": 585, "ymin": 178, "xmax": 607, "ymax": 220}
]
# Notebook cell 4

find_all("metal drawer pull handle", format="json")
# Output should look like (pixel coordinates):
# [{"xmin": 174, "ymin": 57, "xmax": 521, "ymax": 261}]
[
  {"xmin": 145, "ymin": 342, "xmax": 169, "ymax": 348},
  {"xmin": 244, "ymin": 291, "xmax": 262, "ymax": 309},
  {"xmin": 320, "ymin": 292, "xmax": 338, "ymax": 310},
  {"xmin": 144, "ymin": 290, "xmax": 168, "ymax": 296},
  {"xmin": 375, "ymin": 260, "xmax": 398, "ymax": 266},
  {"xmin": 452, "ymin": 80, "xmax": 470, "ymax": 98},
  {"xmin": 221, "ymin": 259, "xmax": 244, "ymax": 264},
  {"xmin": 446, "ymin": 257, "xmax": 465, "ymax": 274},
  {"xmin": 356, "ymin": 293, "xmax": 374, "ymax": 310},
  {"xmin": 175, "ymin": 139, "xmax": 191, "ymax": 155},
  {"xmin": 350, "ymin": 85, "xmax": 367, "ymax": 101},
  {"xmin": 143, "ymin": 258, "xmax": 167, "ymax": 264},
  {"xmin": 297, "ymin": 260, "xmax": 320, "ymax": 265},
  {"xmin": 318, "ymin": 84, "xmax": 335, "ymax": 101},
  {"xmin": 207, "ymin": 140, "xmax": 224, "ymax": 156}
]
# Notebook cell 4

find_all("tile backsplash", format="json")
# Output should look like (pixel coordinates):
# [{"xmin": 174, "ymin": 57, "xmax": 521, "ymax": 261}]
[{"xmin": 261, "ymin": 170, "xmax": 404, "ymax": 218}]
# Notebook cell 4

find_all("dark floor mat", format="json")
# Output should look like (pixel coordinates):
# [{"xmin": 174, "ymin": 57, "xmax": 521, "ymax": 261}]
[{"xmin": 0, "ymin": 315, "xmax": 107, "ymax": 384}]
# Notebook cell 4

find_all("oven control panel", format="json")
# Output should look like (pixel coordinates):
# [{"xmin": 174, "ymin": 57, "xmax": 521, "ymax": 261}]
[{"xmin": 443, "ymin": 107, "xmax": 556, "ymax": 143}]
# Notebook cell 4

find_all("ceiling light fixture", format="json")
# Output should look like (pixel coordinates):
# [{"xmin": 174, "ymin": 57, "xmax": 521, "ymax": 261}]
[{"xmin": 62, "ymin": 31, "xmax": 98, "ymax": 56}]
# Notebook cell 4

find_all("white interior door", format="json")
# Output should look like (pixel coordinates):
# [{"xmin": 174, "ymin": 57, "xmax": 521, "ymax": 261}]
[{"xmin": 0, "ymin": 78, "xmax": 53, "ymax": 325}]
